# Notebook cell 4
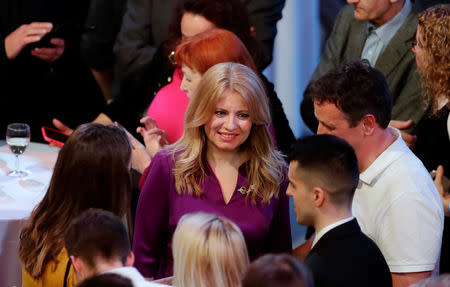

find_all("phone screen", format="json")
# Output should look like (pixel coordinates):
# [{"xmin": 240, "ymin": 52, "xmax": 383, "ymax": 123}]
[{"xmin": 41, "ymin": 126, "xmax": 69, "ymax": 144}]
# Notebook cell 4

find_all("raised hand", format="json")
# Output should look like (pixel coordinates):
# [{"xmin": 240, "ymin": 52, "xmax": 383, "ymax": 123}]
[
  {"xmin": 137, "ymin": 117, "xmax": 168, "ymax": 158},
  {"xmin": 121, "ymin": 125, "xmax": 152, "ymax": 173}
]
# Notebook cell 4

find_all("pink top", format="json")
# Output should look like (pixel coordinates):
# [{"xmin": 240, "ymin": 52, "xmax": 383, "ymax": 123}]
[{"xmin": 146, "ymin": 68, "xmax": 189, "ymax": 144}]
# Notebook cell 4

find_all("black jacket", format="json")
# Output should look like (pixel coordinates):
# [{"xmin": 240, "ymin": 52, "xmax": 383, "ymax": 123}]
[{"xmin": 305, "ymin": 219, "xmax": 392, "ymax": 287}]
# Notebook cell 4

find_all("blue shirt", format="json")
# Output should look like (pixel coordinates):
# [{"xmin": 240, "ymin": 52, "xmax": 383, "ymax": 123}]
[{"xmin": 361, "ymin": 0, "xmax": 412, "ymax": 66}]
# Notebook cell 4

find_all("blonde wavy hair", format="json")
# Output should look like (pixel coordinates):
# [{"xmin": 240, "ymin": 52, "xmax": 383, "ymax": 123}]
[
  {"xmin": 172, "ymin": 212, "xmax": 249, "ymax": 287},
  {"xmin": 417, "ymin": 4, "xmax": 450, "ymax": 115},
  {"xmin": 171, "ymin": 62, "xmax": 286, "ymax": 203}
]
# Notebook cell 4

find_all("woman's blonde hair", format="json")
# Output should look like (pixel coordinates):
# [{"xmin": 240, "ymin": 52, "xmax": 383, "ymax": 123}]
[
  {"xmin": 172, "ymin": 212, "xmax": 249, "ymax": 287},
  {"xmin": 417, "ymin": 4, "xmax": 450, "ymax": 115},
  {"xmin": 171, "ymin": 62, "xmax": 286, "ymax": 203}
]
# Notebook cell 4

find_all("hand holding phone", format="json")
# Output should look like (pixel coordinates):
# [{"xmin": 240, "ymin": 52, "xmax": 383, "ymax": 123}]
[
  {"xmin": 41, "ymin": 126, "xmax": 69, "ymax": 146},
  {"xmin": 29, "ymin": 24, "xmax": 95, "ymax": 49}
]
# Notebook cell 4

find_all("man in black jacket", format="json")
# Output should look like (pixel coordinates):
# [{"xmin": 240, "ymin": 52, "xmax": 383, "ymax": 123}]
[{"xmin": 286, "ymin": 134, "xmax": 392, "ymax": 287}]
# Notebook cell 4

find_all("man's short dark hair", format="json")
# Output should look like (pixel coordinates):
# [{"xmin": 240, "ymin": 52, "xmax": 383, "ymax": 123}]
[
  {"xmin": 310, "ymin": 59, "xmax": 392, "ymax": 128},
  {"xmin": 288, "ymin": 134, "xmax": 359, "ymax": 207},
  {"xmin": 76, "ymin": 273, "xmax": 133, "ymax": 287},
  {"xmin": 242, "ymin": 254, "xmax": 314, "ymax": 287},
  {"xmin": 64, "ymin": 208, "xmax": 130, "ymax": 269}
]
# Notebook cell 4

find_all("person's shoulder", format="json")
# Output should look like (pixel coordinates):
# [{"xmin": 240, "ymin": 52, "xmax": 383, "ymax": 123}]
[
  {"xmin": 142, "ymin": 280, "xmax": 167, "ymax": 287},
  {"xmin": 388, "ymin": 143, "xmax": 431, "ymax": 183},
  {"xmin": 337, "ymin": 4, "xmax": 358, "ymax": 23},
  {"xmin": 149, "ymin": 147, "xmax": 178, "ymax": 169},
  {"xmin": 330, "ymin": 4, "xmax": 362, "ymax": 37}
]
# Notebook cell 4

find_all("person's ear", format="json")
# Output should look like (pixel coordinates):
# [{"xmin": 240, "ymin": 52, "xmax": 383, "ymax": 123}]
[
  {"xmin": 361, "ymin": 114, "xmax": 376, "ymax": 136},
  {"xmin": 312, "ymin": 187, "xmax": 325, "ymax": 207},
  {"xmin": 126, "ymin": 251, "xmax": 135, "ymax": 267},
  {"xmin": 70, "ymin": 255, "xmax": 83, "ymax": 275}
]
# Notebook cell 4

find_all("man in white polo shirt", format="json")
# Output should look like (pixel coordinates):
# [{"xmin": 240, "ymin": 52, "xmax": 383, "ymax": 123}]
[{"xmin": 311, "ymin": 59, "xmax": 443, "ymax": 287}]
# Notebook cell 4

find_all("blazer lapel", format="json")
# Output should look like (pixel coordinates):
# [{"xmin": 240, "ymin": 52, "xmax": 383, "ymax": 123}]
[
  {"xmin": 347, "ymin": 19, "xmax": 367, "ymax": 60},
  {"xmin": 375, "ymin": 6, "xmax": 418, "ymax": 78}
]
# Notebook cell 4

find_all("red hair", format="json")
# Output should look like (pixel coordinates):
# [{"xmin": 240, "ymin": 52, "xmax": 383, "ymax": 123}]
[{"xmin": 174, "ymin": 28, "xmax": 257, "ymax": 74}]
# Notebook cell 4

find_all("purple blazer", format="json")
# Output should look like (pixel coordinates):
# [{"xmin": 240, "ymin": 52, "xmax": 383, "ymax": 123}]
[{"xmin": 132, "ymin": 149, "xmax": 292, "ymax": 279}]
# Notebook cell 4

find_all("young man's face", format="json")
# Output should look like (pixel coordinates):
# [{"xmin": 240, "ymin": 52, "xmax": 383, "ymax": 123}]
[
  {"xmin": 314, "ymin": 101, "xmax": 364, "ymax": 156},
  {"xmin": 286, "ymin": 161, "xmax": 315, "ymax": 226}
]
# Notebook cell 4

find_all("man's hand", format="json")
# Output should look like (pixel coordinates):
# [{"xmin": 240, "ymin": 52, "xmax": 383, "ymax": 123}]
[
  {"xmin": 31, "ymin": 38, "xmax": 65, "ymax": 62},
  {"xmin": 389, "ymin": 119, "xmax": 417, "ymax": 149},
  {"xmin": 5, "ymin": 22, "xmax": 53, "ymax": 59}
]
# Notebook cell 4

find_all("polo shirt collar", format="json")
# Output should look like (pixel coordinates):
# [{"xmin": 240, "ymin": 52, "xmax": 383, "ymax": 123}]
[{"xmin": 359, "ymin": 127, "xmax": 405, "ymax": 186}]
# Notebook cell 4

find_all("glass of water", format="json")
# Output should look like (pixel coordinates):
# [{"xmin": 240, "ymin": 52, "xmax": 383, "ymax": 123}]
[{"xmin": 6, "ymin": 123, "xmax": 31, "ymax": 177}]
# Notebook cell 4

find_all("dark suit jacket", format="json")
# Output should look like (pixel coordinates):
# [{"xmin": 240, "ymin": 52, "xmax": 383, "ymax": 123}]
[
  {"xmin": 301, "ymin": 4, "xmax": 424, "ymax": 134},
  {"xmin": 305, "ymin": 219, "xmax": 392, "ymax": 287}
]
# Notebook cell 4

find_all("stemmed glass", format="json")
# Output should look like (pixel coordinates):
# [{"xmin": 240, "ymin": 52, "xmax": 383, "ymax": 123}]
[{"xmin": 6, "ymin": 123, "xmax": 31, "ymax": 177}]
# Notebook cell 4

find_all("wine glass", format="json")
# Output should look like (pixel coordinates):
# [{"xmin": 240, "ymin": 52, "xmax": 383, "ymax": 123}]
[{"xmin": 6, "ymin": 123, "xmax": 31, "ymax": 177}]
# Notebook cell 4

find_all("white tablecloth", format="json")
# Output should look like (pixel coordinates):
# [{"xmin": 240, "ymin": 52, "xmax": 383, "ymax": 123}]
[{"xmin": 0, "ymin": 142, "xmax": 59, "ymax": 287}]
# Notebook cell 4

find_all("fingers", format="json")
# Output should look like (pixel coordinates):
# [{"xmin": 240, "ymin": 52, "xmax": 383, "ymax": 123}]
[
  {"xmin": 389, "ymin": 119, "xmax": 413, "ymax": 130},
  {"xmin": 49, "ymin": 38, "xmax": 65, "ymax": 47},
  {"xmin": 401, "ymin": 131, "xmax": 417, "ymax": 149},
  {"xmin": 140, "ymin": 116, "xmax": 158, "ymax": 130},
  {"xmin": 52, "ymin": 118, "xmax": 73, "ymax": 135},
  {"xmin": 31, "ymin": 38, "xmax": 65, "ymax": 62},
  {"xmin": 435, "ymin": 165, "xmax": 444, "ymax": 191},
  {"xmin": 29, "ymin": 22, "xmax": 53, "ymax": 29},
  {"xmin": 5, "ymin": 22, "xmax": 53, "ymax": 59},
  {"xmin": 390, "ymin": 120, "xmax": 416, "ymax": 148},
  {"xmin": 127, "ymin": 132, "xmax": 143, "ymax": 149},
  {"xmin": 49, "ymin": 140, "xmax": 64, "ymax": 148}
]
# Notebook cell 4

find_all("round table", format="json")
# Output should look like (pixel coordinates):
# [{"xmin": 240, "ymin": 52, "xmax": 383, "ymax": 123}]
[{"xmin": 0, "ymin": 141, "xmax": 59, "ymax": 287}]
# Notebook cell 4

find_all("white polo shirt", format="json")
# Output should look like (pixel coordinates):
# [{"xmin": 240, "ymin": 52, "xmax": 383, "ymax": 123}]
[{"xmin": 352, "ymin": 127, "xmax": 444, "ymax": 273}]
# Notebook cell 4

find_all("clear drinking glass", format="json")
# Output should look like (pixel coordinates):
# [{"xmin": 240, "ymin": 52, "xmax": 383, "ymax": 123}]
[{"xmin": 6, "ymin": 123, "xmax": 31, "ymax": 177}]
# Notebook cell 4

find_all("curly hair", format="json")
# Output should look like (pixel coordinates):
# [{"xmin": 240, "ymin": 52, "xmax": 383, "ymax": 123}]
[{"xmin": 417, "ymin": 4, "xmax": 450, "ymax": 115}]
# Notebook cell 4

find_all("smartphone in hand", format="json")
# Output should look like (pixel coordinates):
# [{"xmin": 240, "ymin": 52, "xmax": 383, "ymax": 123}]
[
  {"xmin": 41, "ymin": 126, "xmax": 69, "ymax": 146},
  {"xmin": 29, "ymin": 24, "xmax": 95, "ymax": 49}
]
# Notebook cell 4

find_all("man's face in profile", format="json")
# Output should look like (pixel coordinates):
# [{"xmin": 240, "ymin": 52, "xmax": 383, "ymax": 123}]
[{"xmin": 314, "ymin": 101, "xmax": 364, "ymax": 156}]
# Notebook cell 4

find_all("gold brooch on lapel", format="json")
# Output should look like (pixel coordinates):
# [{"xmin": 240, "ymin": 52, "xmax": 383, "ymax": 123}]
[{"xmin": 238, "ymin": 185, "xmax": 255, "ymax": 195}]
